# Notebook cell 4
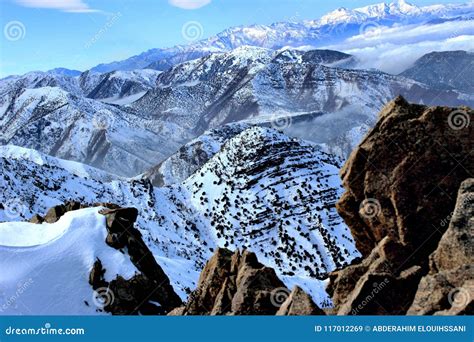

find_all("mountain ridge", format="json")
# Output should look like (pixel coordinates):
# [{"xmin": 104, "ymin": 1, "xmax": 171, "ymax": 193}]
[
  {"xmin": 0, "ymin": 126, "xmax": 359, "ymax": 306},
  {"xmin": 87, "ymin": 1, "xmax": 473, "ymax": 73}
]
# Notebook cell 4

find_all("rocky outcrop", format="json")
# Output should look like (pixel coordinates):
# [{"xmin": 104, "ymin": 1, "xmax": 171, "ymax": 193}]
[
  {"xmin": 29, "ymin": 201, "xmax": 120, "ymax": 224},
  {"xmin": 89, "ymin": 207, "xmax": 182, "ymax": 315},
  {"xmin": 408, "ymin": 179, "xmax": 473, "ymax": 315},
  {"xmin": 328, "ymin": 97, "xmax": 473, "ymax": 315},
  {"xmin": 276, "ymin": 286, "xmax": 325, "ymax": 316},
  {"xmin": 169, "ymin": 248, "xmax": 324, "ymax": 315},
  {"xmin": 337, "ymin": 96, "xmax": 472, "ymax": 256}
]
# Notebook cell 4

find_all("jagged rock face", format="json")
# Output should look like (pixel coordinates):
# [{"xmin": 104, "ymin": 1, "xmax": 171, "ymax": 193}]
[
  {"xmin": 328, "ymin": 97, "xmax": 473, "ymax": 315},
  {"xmin": 408, "ymin": 179, "xmax": 474, "ymax": 315},
  {"xmin": 170, "ymin": 248, "xmax": 323, "ymax": 315},
  {"xmin": 337, "ymin": 96, "xmax": 473, "ymax": 256},
  {"xmin": 400, "ymin": 51, "xmax": 474, "ymax": 93},
  {"xmin": 89, "ymin": 207, "xmax": 182, "ymax": 314}
]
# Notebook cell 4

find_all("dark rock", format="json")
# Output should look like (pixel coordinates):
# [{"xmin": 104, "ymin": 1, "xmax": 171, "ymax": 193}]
[
  {"xmin": 276, "ymin": 286, "xmax": 325, "ymax": 315},
  {"xmin": 89, "ymin": 258, "xmax": 107, "ymax": 289},
  {"xmin": 329, "ymin": 97, "xmax": 473, "ymax": 315},
  {"xmin": 173, "ymin": 248, "xmax": 322, "ymax": 315},
  {"xmin": 43, "ymin": 201, "xmax": 85, "ymax": 223},
  {"xmin": 408, "ymin": 179, "xmax": 474, "ymax": 315},
  {"xmin": 338, "ymin": 96, "xmax": 472, "ymax": 256},
  {"xmin": 95, "ymin": 207, "xmax": 182, "ymax": 314},
  {"xmin": 29, "ymin": 214, "xmax": 44, "ymax": 224}
]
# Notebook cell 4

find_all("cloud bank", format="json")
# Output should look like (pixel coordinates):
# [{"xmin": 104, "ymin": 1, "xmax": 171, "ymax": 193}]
[
  {"xmin": 322, "ymin": 20, "xmax": 474, "ymax": 74},
  {"xmin": 15, "ymin": 0, "xmax": 99, "ymax": 13}
]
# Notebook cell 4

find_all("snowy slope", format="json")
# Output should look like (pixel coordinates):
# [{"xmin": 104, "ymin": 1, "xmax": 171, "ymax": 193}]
[
  {"xmin": 142, "ymin": 123, "xmax": 252, "ymax": 186},
  {"xmin": 84, "ymin": 69, "xmax": 161, "ymax": 101},
  {"xmin": 0, "ymin": 208, "xmax": 140, "ymax": 315},
  {"xmin": 0, "ymin": 86, "xmax": 187, "ymax": 176},
  {"xmin": 0, "ymin": 127, "xmax": 360, "ymax": 307},
  {"xmin": 0, "ymin": 145, "xmax": 117, "ymax": 182}
]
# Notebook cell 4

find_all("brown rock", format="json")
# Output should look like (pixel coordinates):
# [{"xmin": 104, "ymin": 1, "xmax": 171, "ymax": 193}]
[
  {"xmin": 408, "ymin": 179, "xmax": 474, "ymax": 315},
  {"xmin": 43, "ymin": 205, "xmax": 67, "ymax": 223},
  {"xmin": 29, "ymin": 214, "xmax": 44, "ymax": 224},
  {"xmin": 338, "ymin": 96, "xmax": 472, "ymax": 256},
  {"xmin": 89, "ymin": 258, "xmax": 107, "ymax": 289},
  {"xmin": 167, "ymin": 306, "xmax": 186, "ymax": 316},
  {"xmin": 43, "ymin": 201, "xmax": 85, "ymax": 223},
  {"xmin": 337, "ymin": 266, "xmax": 423, "ymax": 315},
  {"xmin": 327, "ymin": 236, "xmax": 418, "ymax": 313},
  {"xmin": 329, "ymin": 98, "xmax": 473, "ymax": 315},
  {"xmin": 276, "ymin": 286, "xmax": 325, "ymax": 315},
  {"xmin": 177, "ymin": 248, "xmax": 323, "ymax": 315}
]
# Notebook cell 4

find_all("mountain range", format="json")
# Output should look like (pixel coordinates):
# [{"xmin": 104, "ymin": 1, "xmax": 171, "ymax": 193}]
[
  {"xmin": 0, "ymin": 0, "xmax": 473, "ymax": 315},
  {"xmin": 89, "ymin": 0, "xmax": 474, "ymax": 73},
  {"xmin": 1, "ymin": 45, "xmax": 472, "ymax": 176}
]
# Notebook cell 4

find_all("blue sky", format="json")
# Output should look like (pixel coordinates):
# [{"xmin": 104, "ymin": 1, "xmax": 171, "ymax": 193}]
[{"xmin": 0, "ymin": 0, "xmax": 466, "ymax": 77}]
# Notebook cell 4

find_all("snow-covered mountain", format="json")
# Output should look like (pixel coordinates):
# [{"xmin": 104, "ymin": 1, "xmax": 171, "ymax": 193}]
[
  {"xmin": 82, "ymin": 69, "xmax": 161, "ymax": 103},
  {"xmin": 1, "ymin": 0, "xmax": 472, "ymax": 316},
  {"xmin": 0, "ymin": 68, "xmax": 161, "ymax": 103},
  {"xmin": 142, "ymin": 122, "xmax": 252, "ymax": 186},
  {"xmin": 0, "ymin": 85, "xmax": 187, "ymax": 176},
  {"xmin": 88, "ymin": 0, "xmax": 474, "ymax": 73},
  {"xmin": 0, "ymin": 126, "xmax": 360, "ymax": 311},
  {"xmin": 132, "ymin": 46, "xmax": 473, "ymax": 160},
  {"xmin": 0, "ymin": 71, "xmax": 83, "ymax": 96},
  {"xmin": 2, "ymin": 46, "xmax": 472, "ymax": 177},
  {"xmin": 47, "ymin": 68, "xmax": 82, "ymax": 77}
]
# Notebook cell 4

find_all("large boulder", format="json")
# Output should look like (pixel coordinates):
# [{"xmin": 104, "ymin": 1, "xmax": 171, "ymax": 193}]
[
  {"xmin": 337, "ymin": 96, "xmax": 472, "ymax": 256},
  {"xmin": 329, "ymin": 97, "xmax": 473, "ymax": 315}
]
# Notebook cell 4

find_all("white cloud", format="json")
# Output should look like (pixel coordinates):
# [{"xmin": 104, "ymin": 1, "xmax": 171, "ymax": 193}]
[
  {"xmin": 321, "ymin": 21, "xmax": 474, "ymax": 74},
  {"xmin": 15, "ymin": 0, "xmax": 100, "ymax": 13},
  {"xmin": 168, "ymin": 0, "xmax": 211, "ymax": 10},
  {"xmin": 346, "ymin": 36, "xmax": 474, "ymax": 74}
]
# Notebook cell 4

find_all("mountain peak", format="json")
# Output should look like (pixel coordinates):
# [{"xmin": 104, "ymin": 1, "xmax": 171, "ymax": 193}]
[{"xmin": 320, "ymin": 0, "xmax": 422, "ymax": 25}]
